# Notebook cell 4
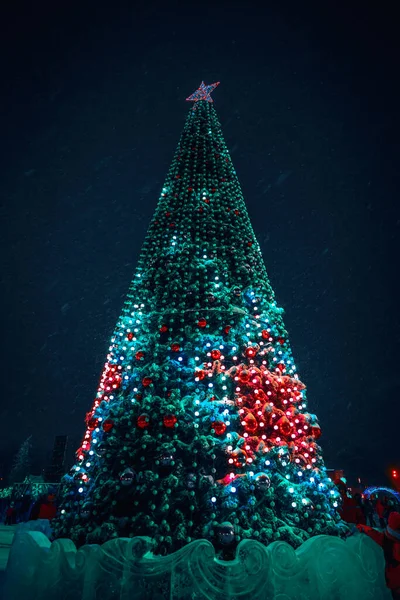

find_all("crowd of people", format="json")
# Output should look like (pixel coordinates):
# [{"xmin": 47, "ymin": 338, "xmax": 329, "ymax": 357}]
[
  {"xmin": 2, "ymin": 492, "xmax": 58, "ymax": 525},
  {"xmin": 336, "ymin": 485, "xmax": 400, "ymax": 599},
  {"xmin": 338, "ymin": 488, "xmax": 399, "ymax": 528}
]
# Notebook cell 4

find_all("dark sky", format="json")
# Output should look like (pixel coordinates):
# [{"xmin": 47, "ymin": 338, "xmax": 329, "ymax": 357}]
[{"xmin": 1, "ymin": 1, "xmax": 399, "ymax": 485}]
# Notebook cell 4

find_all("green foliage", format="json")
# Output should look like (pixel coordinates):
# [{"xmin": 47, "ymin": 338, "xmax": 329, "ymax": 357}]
[{"xmin": 9, "ymin": 435, "xmax": 32, "ymax": 484}]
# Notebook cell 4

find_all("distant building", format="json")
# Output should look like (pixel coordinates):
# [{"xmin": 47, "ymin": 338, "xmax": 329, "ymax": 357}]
[{"xmin": 44, "ymin": 435, "xmax": 68, "ymax": 482}]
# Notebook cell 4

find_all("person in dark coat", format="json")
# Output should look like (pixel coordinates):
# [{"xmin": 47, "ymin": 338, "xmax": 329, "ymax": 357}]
[
  {"xmin": 377, "ymin": 497, "xmax": 388, "ymax": 529},
  {"xmin": 29, "ymin": 494, "xmax": 46, "ymax": 520},
  {"xmin": 14, "ymin": 499, "xmax": 23, "ymax": 523},
  {"xmin": 387, "ymin": 498, "xmax": 397, "ymax": 520},
  {"xmin": 20, "ymin": 494, "xmax": 32, "ymax": 522},
  {"xmin": 5, "ymin": 502, "xmax": 16, "ymax": 525},
  {"xmin": 364, "ymin": 496, "xmax": 376, "ymax": 527},
  {"xmin": 354, "ymin": 493, "xmax": 367, "ymax": 525}
]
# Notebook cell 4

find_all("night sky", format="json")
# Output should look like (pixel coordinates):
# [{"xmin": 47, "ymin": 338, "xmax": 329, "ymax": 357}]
[{"xmin": 1, "ymin": 1, "xmax": 399, "ymax": 485}]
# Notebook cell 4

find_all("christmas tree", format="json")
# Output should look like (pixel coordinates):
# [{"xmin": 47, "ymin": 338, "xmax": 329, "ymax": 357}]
[
  {"xmin": 53, "ymin": 82, "xmax": 343, "ymax": 556},
  {"xmin": 9, "ymin": 435, "xmax": 32, "ymax": 484}
]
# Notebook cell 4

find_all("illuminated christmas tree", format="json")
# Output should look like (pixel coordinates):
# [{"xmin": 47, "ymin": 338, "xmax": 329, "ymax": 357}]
[{"xmin": 53, "ymin": 82, "xmax": 343, "ymax": 556}]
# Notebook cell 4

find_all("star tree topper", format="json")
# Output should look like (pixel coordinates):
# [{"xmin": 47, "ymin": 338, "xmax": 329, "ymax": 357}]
[{"xmin": 186, "ymin": 81, "xmax": 220, "ymax": 103}]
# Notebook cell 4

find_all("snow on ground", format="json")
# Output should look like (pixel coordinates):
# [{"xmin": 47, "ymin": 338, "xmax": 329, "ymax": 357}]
[
  {"xmin": 0, "ymin": 526, "xmax": 16, "ymax": 571},
  {"xmin": 0, "ymin": 526, "xmax": 16, "ymax": 600}
]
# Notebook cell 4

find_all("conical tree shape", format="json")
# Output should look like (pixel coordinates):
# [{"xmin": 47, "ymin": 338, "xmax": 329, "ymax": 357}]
[{"xmin": 53, "ymin": 87, "xmax": 343, "ymax": 555}]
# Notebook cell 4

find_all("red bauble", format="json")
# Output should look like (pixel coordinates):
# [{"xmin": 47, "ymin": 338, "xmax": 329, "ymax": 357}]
[
  {"xmin": 195, "ymin": 369, "xmax": 206, "ymax": 381},
  {"xmin": 137, "ymin": 414, "xmax": 150, "ymax": 429},
  {"xmin": 102, "ymin": 419, "xmax": 114, "ymax": 433},
  {"xmin": 276, "ymin": 416, "xmax": 291, "ymax": 436},
  {"xmin": 211, "ymin": 349, "xmax": 221, "ymax": 360},
  {"xmin": 142, "ymin": 377, "xmax": 153, "ymax": 387},
  {"xmin": 243, "ymin": 413, "xmax": 258, "ymax": 434},
  {"xmin": 171, "ymin": 343, "xmax": 180, "ymax": 352},
  {"xmin": 239, "ymin": 369, "xmax": 250, "ymax": 382},
  {"xmin": 247, "ymin": 241, "xmax": 253, "ymax": 247},
  {"xmin": 262, "ymin": 330, "xmax": 272, "ymax": 340},
  {"xmin": 277, "ymin": 337, "xmax": 286, "ymax": 345},
  {"xmin": 127, "ymin": 332, "xmax": 134, "ymax": 341},
  {"xmin": 277, "ymin": 363, "xmax": 286, "ymax": 372},
  {"xmin": 135, "ymin": 351, "xmax": 145, "ymax": 361},
  {"xmin": 163, "ymin": 414, "xmax": 177, "ymax": 428},
  {"xmin": 245, "ymin": 346, "xmax": 257, "ymax": 358},
  {"xmin": 160, "ymin": 324, "xmax": 168, "ymax": 333},
  {"xmin": 198, "ymin": 318, "xmax": 207, "ymax": 328},
  {"xmin": 212, "ymin": 421, "xmax": 226, "ymax": 435},
  {"xmin": 223, "ymin": 325, "xmax": 231, "ymax": 334},
  {"xmin": 87, "ymin": 417, "xmax": 99, "ymax": 430},
  {"xmin": 311, "ymin": 425, "xmax": 322, "ymax": 439},
  {"xmin": 135, "ymin": 393, "xmax": 142, "ymax": 400},
  {"xmin": 232, "ymin": 448, "xmax": 247, "ymax": 467}
]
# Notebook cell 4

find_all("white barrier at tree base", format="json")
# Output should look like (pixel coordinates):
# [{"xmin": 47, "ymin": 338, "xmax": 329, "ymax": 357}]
[{"xmin": 3, "ymin": 524, "xmax": 392, "ymax": 600}]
